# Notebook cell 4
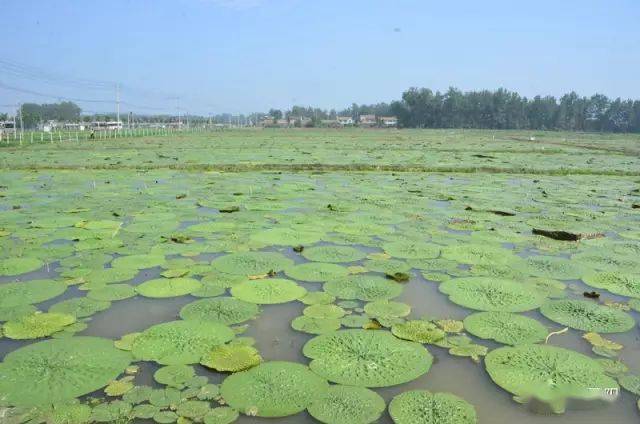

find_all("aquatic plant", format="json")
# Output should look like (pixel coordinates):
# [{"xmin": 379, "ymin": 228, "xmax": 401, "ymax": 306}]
[
  {"xmin": 220, "ymin": 361, "xmax": 328, "ymax": 417},
  {"xmin": 307, "ymin": 385, "xmax": 386, "ymax": 424},
  {"xmin": 463, "ymin": 311, "xmax": 548, "ymax": 345},
  {"xmin": 540, "ymin": 299, "xmax": 635, "ymax": 333},
  {"xmin": 389, "ymin": 390, "xmax": 477, "ymax": 424},
  {"xmin": 180, "ymin": 297, "xmax": 260, "ymax": 325},
  {"xmin": 231, "ymin": 278, "xmax": 306, "ymax": 304},
  {"xmin": 439, "ymin": 277, "xmax": 545, "ymax": 312},
  {"xmin": 303, "ymin": 329, "xmax": 432, "ymax": 387},
  {"xmin": 0, "ymin": 337, "xmax": 131, "ymax": 407}
]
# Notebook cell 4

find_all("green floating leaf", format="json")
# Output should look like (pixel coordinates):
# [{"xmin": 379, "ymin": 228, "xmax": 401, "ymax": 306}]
[
  {"xmin": 180, "ymin": 297, "xmax": 260, "ymax": 325},
  {"xmin": 284, "ymin": 262, "xmax": 349, "ymax": 282},
  {"xmin": 91, "ymin": 400, "xmax": 132, "ymax": 422},
  {"xmin": 0, "ymin": 337, "xmax": 131, "ymax": 407},
  {"xmin": 230, "ymin": 278, "xmax": 306, "ymax": 304},
  {"xmin": 524, "ymin": 256, "xmax": 582, "ymax": 280},
  {"xmin": 304, "ymin": 304, "xmax": 346, "ymax": 319},
  {"xmin": 203, "ymin": 407, "xmax": 239, "ymax": 424},
  {"xmin": 485, "ymin": 344, "xmax": 618, "ymax": 404},
  {"xmin": 177, "ymin": 400, "xmax": 211, "ymax": 421},
  {"xmin": 391, "ymin": 320, "xmax": 445, "ymax": 344},
  {"xmin": 324, "ymin": 274, "xmax": 403, "ymax": 301},
  {"xmin": 136, "ymin": 278, "xmax": 203, "ymax": 298},
  {"xmin": 87, "ymin": 284, "xmax": 136, "ymax": 301},
  {"xmin": 211, "ymin": 252, "xmax": 293, "ymax": 276},
  {"xmin": 0, "ymin": 257, "xmax": 43, "ymax": 276},
  {"xmin": 300, "ymin": 291, "xmax": 336, "ymax": 305},
  {"xmin": 307, "ymin": 385, "xmax": 386, "ymax": 424},
  {"xmin": 47, "ymin": 402, "xmax": 92, "ymax": 424},
  {"xmin": 292, "ymin": 315, "xmax": 342, "ymax": 334},
  {"xmin": 442, "ymin": 244, "xmax": 517, "ymax": 266},
  {"xmin": 582, "ymin": 271, "xmax": 640, "ymax": 299},
  {"xmin": 389, "ymin": 390, "xmax": 477, "ymax": 424},
  {"xmin": 132, "ymin": 320, "xmax": 234, "ymax": 365},
  {"xmin": 154, "ymin": 365, "xmax": 196, "ymax": 388},
  {"xmin": 200, "ymin": 344, "xmax": 262, "ymax": 372},
  {"xmin": 0, "ymin": 279, "xmax": 67, "ymax": 308},
  {"xmin": 364, "ymin": 300, "xmax": 410, "ymax": 319},
  {"xmin": 449, "ymin": 343, "xmax": 488, "ymax": 362},
  {"xmin": 303, "ymin": 329, "xmax": 432, "ymax": 387},
  {"xmin": 540, "ymin": 299, "xmax": 635, "ymax": 333},
  {"xmin": 302, "ymin": 245, "xmax": 367, "ymax": 263},
  {"xmin": 618, "ymin": 374, "xmax": 640, "ymax": 395},
  {"xmin": 49, "ymin": 296, "xmax": 111, "ymax": 318},
  {"xmin": 439, "ymin": 277, "xmax": 546, "ymax": 312},
  {"xmin": 463, "ymin": 312, "xmax": 548, "ymax": 345},
  {"xmin": 383, "ymin": 240, "xmax": 440, "ymax": 259},
  {"xmin": 111, "ymin": 254, "xmax": 166, "ymax": 270},
  {"xmin": 220, "ymin": 361, "xmax": 328, "ymax": 417},
  {"xmin": 114, "ymin": 332, "xmax": 141, "ymax": 351},
  {"xmin": 104, "ymin": 376, "xmax": 135, "ymax": 396},
  {"xmin": 3, "ymin": 312, "xmax": 76, "ymax": 339}
]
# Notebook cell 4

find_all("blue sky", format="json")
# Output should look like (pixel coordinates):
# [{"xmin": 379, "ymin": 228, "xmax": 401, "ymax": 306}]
[{"xmin": 1, "ymin": 0, "xmax": 639, "ymax": 115}]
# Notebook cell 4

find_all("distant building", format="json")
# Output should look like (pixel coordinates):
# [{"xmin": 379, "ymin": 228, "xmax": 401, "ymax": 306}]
[
  {"xmin": 359, "ymin": 114, "xmax": 376, "ymax": 126},
  {"xmin": 0, "ymin": 121, "xmax": 15, "ymax": 135},
  {"xmin": 320, "ymin": 119, "xmax": 339, "ymax": 128},
  {"xmin": 276, "ymin": 119, "xmax": 289, "ymax": 127},
  {"xmin": 337, "ymin": 116, "xmax": 354, "ymax": 126},
  {"xmin": 379, "ymin": 116, "xmax": 398, "ymax": 127}
]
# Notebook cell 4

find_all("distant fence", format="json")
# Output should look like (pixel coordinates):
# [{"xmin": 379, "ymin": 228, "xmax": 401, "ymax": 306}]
[{"xmin": 0, "ymin": 126, "xmax": 213, "ymax": 146}]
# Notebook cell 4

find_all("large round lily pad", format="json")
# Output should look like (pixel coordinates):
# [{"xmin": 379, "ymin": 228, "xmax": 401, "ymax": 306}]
[
  {"xmin": 3, "ymin": 312, "xmax": 76, "ymax": 339},
  {"xmin": 220, "ymin": 361, "xmax": 328, "ymax": 417},
  {"xmin": 49, "ymin": 297, "xmax": 111, "ymax": 318},
  {"xmin": 383, "ymin": 240, "xmax": 440, "ymax": 259},
  {"xmin": 389, "ymin": 390, "xmax": 477, "ymax": 424},
  {"xmin": 302, "ymin": 246, "xmax": 367, "ymax": 263},
  {"xmin": 463, "ymin": 312, "xmax": 548, "ymax": 345},
  {"xmin": 0, "ymin": 337, "xmax": 131, "ymax": 407},
  {"xmin": 303, "ymin": 329, "xmax": 432, "ymax": 387},
  {"xmin": 439, "ymin": 277, "xmax": 545, "ymax": 312},
  {"xmin": 324, "ymin": 275, "xmax": 403, "ymax": 301},
  {"xmin": 0, "ymin": 257, "xmax": 43, "ymax": 276},
  {"xmin": 307, "ymin": 385, "xmax": 386, "ymax": 424},
  {"xmin": 540, "ymin": 299, "xmax": 635, "ymax": 333},
  {"xmin": 485, "ymin": 344, "xmax": 618, "ymax": 402},
  {"xmin": 0, "ymin": 279, "xmax": 67, "ymax": 308},
  {"xmin": 136, "ymin": 278, "xmax": 203, "ymax": 298},
  {"xmin": 230, "ymin": 278, "xmax": 306, "ymax": 304},
  {"xmin": 180, "ymin": 297, "xmax": 260, "ymax": 325},
  {"xmin": 442, "ymin": 244, "xmax": 517, "ymax": 265},
  {"xmin": 211, "ymin": 252, "xmax": 293, "ymax": 276},
  {"xmin": 582, "ymin": 271, "xmax": 640, "ymax": 299},
  {"xmin": 132, "ymin": 320, "xmax": 234, "ymax": 365},
  {"xmin": 284, "ymin": 262, "xmax": 349, "ymax": 282}
]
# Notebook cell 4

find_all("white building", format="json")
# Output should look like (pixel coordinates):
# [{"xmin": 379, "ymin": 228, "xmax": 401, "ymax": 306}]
[{"xmin": 337, "ymin": 116, "xmax": 354, "ymax": 126}]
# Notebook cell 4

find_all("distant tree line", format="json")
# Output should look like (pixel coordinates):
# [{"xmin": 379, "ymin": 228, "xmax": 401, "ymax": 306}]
[
  {"xmin": 12, "ymin": 88, "xmax": 640, "ymax": 133},
  {"xmin": 386, "ymin": 88, "xmax": 640, "ymax": 133},
  {"xmin": 20, "ymin": 101, "xmax": 81, "ymax": 129}
]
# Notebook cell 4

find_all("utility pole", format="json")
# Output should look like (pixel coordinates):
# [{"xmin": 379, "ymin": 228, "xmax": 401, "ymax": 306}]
[
  {"xmin": 18, "ymin": 103, "xmax": 24, "ymax": 136},
  {"xmin": 177, "ymin": 97, "xmax": 182, "ymax": 130},
  {"xmin": 116, "ymin": 83, "xmax": 120, "ymax": 124}
]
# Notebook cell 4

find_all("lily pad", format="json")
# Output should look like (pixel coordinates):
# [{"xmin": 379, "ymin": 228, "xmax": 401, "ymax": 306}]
[
  {"xmin": 211, "ymin": 252, "xmax": 293, "ymax": 276},
  {"xmin": 391, "ymin": 320, "xmax": 446, "ymax": 344},
  {"xmin": 49, "ymin": 297, "xmax": 111, "ymax": 318},
  {"xmin": 0, "ymin": 337, "xmax": 131, "ymax": 406},
  {"xmin": 389, "ymin": 390, "xmax": 477, "ymax": 424},
  {"xmin": 220, "ymin": 361, "xmax": 328, "ymax": 417},
  {"xmin": 203, "ymin": 407, "xmax": 239, "ymax": 424},
  {"xmin": 302, "ymin": 245, "xmax": 367, "ymax": 263},
  {"xmin": 582, "ymin": 271, "xmax": 640, "ymax": 298},
  {"xmin": 292, "ymin": 316, "xmax": 342, "ymax": 334},
  {"xmin": 154, "ymin": 365, "xmax": 196, "ymax": 388},
  {"xmin": 485, "ymin": 344, "xmax": 618, "ymax": 404},
  {"xmin": 307, "ymin": 385, "xmax": 386, "ymax": 424},
  {"xmin": 230, "ymin": 278, "xmax": 306, "ymax": 304},
  {"xmin": 132, "ymin": 320, "xmax": 234, "ymax": 365},
  {"xmin": 87, "ymin": 284, "xmax": 136, "ymax": 301},
  {"xmin": 0, "ymin": 279, "xmax": 67, "ymax": 308},
  {"xmin": 200, "ymin": 343, "xmax": 262, "ymax": 372},
  {"xmin": 137, "ymin": 278, "xmax": 203, "ymax": 298},
  {"xmin": 439, "ymin": 277, "xmax": 546, "ymax": 312},
  {"xmin": 324, "ymin": 274, "xmax": 403, "ymax": 301},
  {"xmin": 303, "ymin": 304, "xmax": 346, "ymax": 319},
  {"xmin": 364, "ymin": 300, "xmax": 411, "ymax": 319},
  {"xmin": 383, "ymin": 240, "xmax": 440, "ymax": 259},
  {"xmin": 0, "ymin": 257, "xmax": 43, "ymax": 276},
  {"xmin": 540, "ymin": 299, "xmax": 635, "ymax": 333},
  {"xmin": 3, "ymin": 312, "xmax": 76, "ymax": 339},
  {"xmin": 463, "ymin": 312, "xmax": 548, "ymax": 345},
  {"xmin": 284, "ymin": 262, "xmax": 349, "ymax": 282},
  {"xmin": 303, "ymin": 329, "xmax": 432, "ymax": 387},
  {"xmin": 180, "ymin": 297, "xmax": 260, "ymax": 325},
  {"xmin": 111, "ymin": 253, "xmax": 166, "ymax": 270}
]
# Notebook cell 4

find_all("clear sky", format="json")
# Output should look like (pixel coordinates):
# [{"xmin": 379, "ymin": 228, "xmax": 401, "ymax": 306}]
[{"xmin": 1, "ymin": 0, "xmax": 639, "ymax": 115}]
